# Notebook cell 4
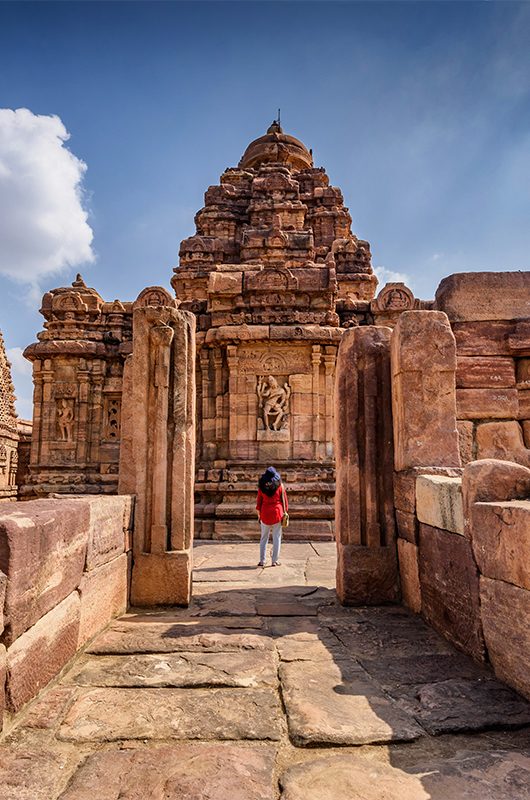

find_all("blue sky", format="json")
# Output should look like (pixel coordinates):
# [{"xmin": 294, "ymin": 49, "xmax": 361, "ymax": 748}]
[{"xmin": 1, "ymin": 0, "xmax": 529, "ymax": 416}]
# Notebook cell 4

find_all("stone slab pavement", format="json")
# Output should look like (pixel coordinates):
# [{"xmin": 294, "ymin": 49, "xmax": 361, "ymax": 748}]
[{"xmin": 1, "ymin": 541, "xmax": 530, "ymax": 798}]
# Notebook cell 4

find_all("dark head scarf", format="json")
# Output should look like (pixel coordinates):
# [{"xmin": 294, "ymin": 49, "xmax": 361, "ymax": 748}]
[{"xmin": 258, "ymin": 466, "xmax": 281, "ymax": 497}]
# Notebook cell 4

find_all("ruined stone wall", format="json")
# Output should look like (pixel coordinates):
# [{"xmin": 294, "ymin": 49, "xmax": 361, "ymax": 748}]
[
  {"xmin": 398, "ymin": 461, "xmax": 530, "ymax": 702},
  {"xmin": 435, "ymin": 272, "xmax": 530, "ymax": 467},
  {"xmin": 0, "ymin": 330, "xmax": 19, "ymax": 501},
  {"xmin": 0, "ymin": 495, "xmax": 133, "ymax": 731}
]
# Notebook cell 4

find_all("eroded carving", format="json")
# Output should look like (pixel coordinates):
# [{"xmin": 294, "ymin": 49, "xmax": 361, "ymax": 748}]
[{"xmin": 257, "ymin": 375, "xmax": 291, "ymax": 432}]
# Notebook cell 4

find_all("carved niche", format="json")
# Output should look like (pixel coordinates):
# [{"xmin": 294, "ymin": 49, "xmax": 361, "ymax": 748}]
[
  {"xmin": 372, "ymin": 282, "xmax": 415, "ymax": 314},
  {"xmin": 257, "ymin": 375, "xmax": 291, "ymax": 442}
]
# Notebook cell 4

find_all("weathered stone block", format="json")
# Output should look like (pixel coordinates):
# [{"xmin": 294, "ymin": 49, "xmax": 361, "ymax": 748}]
[
  {"xmin": 6, "ymin": 591, "xmax": 80, "ymax": 712},
  {"xmin": 0, "ymin": 499, "xmax": 89, "ymax": 645},
  {"xmin": 472, "ymin": 500, "xmax": 530, "ymax": 590},
  {"xmin": 435, "ymin": 271, "xmax": 530, "ymax": 322},
  {"xmin": 84, "ymin": 495, "xmax": 133, "ymax": 569},
  {"xmin": 131, "ymin": 551, "xmax": 192, "ymax": 606},
  {"xmin": 481, "ymin": 577, "xmax": 530, "ymax": 701},
  {"xmin": 58, "ymin": 745, "xmax": 277, "ymax": 800},
  {"xmin": 395, "ymin": 509, "xmax": 418, "ymax": 543},
  {"xmin": 0, "ymin": 569, "xmax": 6, "ymax": 636},
  {"xmin": 462, "ymin": 459, "xmax": 530, "ymax": 538},
  {"xmin": 475, "ymin": 421, "xmax": 530, "ymax": 467},
  {"xmin": 456, "ymin": 356, "xmax": 515, "ymax": 388},
  {"xmin": 416, "ymin": 474, "xmax": 464, "ymax": 534},
  {"xmin": 419, "ymin": 523, "xmax": 485, "ymax": 661},
  {"xmin": 391, "ymin": 311, "xmax": 460, "ymax": 471},
  {"xmin": 78, "ymin": 553, "xmax": 128, "ymax": 647},
  {"xmin": 337, "ymin": 545, "xmax": 399, "ymax": 606},
  {"xmin": 518, "ymin": 386, "xmax": 530, "ymax": 420},
  {"xmin": 398, "ymin": 539, "xmax": 421, "ymax": 613},
  {"xmin": 456, "ymin": 388, "xmax": 518, "ymax": 420},
  {"xmin": 393, "ymin": 466, "xmax": 463, "ymax": 514},
  {"xmin": 0, "ymin": 643, "xmax": 6, "ymax": 732},
  {"xmin": 457, "ymin": 420, "xmax": 474, "ymax": 464},
  {"xmin": 453, "ymin": 320, "xmax": 515, "ymax": 356}
]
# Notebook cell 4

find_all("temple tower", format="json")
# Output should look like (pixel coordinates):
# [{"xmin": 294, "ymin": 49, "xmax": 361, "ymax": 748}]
[{"xmin": 172, "ymin": 121, "xmax": 377, "ymax": 538}]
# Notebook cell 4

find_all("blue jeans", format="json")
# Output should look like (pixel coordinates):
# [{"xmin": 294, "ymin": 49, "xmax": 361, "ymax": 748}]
[{"xmin": 260, "ymin": 521, "xmax": 282, "ymax": 564}]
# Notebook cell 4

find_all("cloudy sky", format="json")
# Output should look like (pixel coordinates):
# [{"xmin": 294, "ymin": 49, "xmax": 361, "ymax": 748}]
[{"xmin": 1, "ymin": 0, "xmax": 529, "ymax": 417}]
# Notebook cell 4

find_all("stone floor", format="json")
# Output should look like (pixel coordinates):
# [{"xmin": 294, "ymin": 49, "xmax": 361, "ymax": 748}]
[{"xmin": 2, "ymin": 541, "xmax": 530, "ymax": 799}]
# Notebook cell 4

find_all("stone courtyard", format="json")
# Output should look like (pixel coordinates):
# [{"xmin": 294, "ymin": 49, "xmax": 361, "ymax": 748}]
[{"xmin": 1, "ymin": 541, "xmax": 530, "ymax": 799}]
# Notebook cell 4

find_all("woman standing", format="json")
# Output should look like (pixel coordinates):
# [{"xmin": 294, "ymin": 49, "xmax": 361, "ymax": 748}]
[{"xmin": 256, "ymin": 466, "xmax": 288, "ymax": 567}]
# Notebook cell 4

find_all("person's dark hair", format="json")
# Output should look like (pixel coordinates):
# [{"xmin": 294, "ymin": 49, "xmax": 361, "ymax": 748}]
[{"xmin": 258, "ymin": 466, "xmax": 281, "ymax": 497}]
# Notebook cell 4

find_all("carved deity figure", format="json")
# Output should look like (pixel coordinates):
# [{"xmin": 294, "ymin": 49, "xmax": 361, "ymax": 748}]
[
  {"xmin": 57, "ymin": 399, "xmax": 75, "ymax": 441},
  {"xmin": 257, "ymin": 375, "xmax": 291, "ymax": 431}
]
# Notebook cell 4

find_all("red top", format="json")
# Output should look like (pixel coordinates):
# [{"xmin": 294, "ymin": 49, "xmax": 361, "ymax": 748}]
[{"xmin": 256, "ymin": 485, "xmax": 288, "ymax": 525}]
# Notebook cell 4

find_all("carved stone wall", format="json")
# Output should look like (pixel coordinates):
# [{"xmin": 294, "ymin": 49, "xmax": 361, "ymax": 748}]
[
  {"xmin": 22, "ymin": 276, "xmax": 132, "ymax": 496},
  {"xmin": 0, "ymin": 330, "xmax": 19, "ymax": 501}
]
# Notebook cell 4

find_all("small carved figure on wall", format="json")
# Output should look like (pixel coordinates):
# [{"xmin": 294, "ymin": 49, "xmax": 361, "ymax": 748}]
[
  {"xmin": 257, "ymin": 375, "xmax": 291, "ymax": 431},
  {"xmin": 57, "ymin": 398, "xmax": 75, "ymax": 441}
]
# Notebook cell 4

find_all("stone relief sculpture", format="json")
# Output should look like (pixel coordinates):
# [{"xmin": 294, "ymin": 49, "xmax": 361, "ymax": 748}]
[
  {"xmin": 56, "ymin": 399, "xmax": 75, "ymax": 442},
  {"xmin": 257, "ymin": 375, "xmax": 291, "ymax": 431}
]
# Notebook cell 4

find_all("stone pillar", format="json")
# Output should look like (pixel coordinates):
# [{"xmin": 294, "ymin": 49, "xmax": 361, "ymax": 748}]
[
  {"xmin": 335, "ymin": 326, "xmax": 398, "ymax": 604},
  {"xmin": 119, "ymin": 287, "xmax": 196, "ymax": 606},
  {"xmin": 391, "ymin": 311, "xmax": 460, "ymax": 471}
]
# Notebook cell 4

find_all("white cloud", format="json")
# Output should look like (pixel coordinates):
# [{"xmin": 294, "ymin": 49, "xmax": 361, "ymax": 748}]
[
  {"xmin": 0, "ymin": 108, "xmax": 94, "ymax": 290},
  {"xmin": 374, "ymin": 265, "xmax": 413, "ymax": 290},
  {"xmin": 6, "ymin": 346, "xmax": 32, "ymax": 377}
]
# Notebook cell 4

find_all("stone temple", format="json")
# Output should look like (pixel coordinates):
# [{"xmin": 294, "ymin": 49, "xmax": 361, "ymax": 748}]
[
  {"xmin": 1, "ymin": 122, "xmax": 530, "ymax": 797},
  {"xmin": 22, "ymin": 121, "xmax": 382, "ymax": 539}
]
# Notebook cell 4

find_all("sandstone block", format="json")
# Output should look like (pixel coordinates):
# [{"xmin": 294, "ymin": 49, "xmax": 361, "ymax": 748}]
[
  {"xmin": 58, "ymin": 686, "xmax": 282, "ymax": 742},
  {"xmin": 6, "ymin": 591, "xmax": 80, "ymax": 712},
  {"xmin": 59, "ymin": 744, "xmax": 276, "ymax": 800},
  {"xmin": 471, "ymin": 500, "xmax": 530, "ymax": 590},
  {"xmin": 435, "ymin": 271, "xmax": 530, "ymax": 322},
  {"xmin": 0, "ymin": 498, "xmax": 89, "ymax": 644},
  {"xmin": 336, "ymin": 545, "xmax": 399, "ymax": 605},
  {"xmin": 0, "ymin": 643, "xmax": 6, "ymax": 732},
  {"xmin": 391, "ymin": 311, "xmax": 460, "ymax": 470},
  {"xmin": 462, "ymin": 458, "xmax": 530, "ymax": 538},
  {"xmin": 456, "ymin": 356, "xmax": 515, "ymax": 388},
  {"xmin": 457, "ymin": 420, "xmax": 474, "ymax": 464},
  {"xmin": 518, "ymin": 387, "xmax": 530, "ymax": 420},
  {"xmin": 419, "ymin": 523, "xmax": 485, "ymax": 661},
  {"xmin": 393, "ymin": 466, "xmax": 463, "ymax": 514},
  {"xmin": 416, "ymin": 474, "xmax": 464, "ymax": 534},
  {"xmin": 395, "ymin": 509, "xmax": 418, "ymax": 543},
  {"xmin": 0, "ymin": 568, "xmax": 6, "ymax": 636},
  {"xmin": 453, "ymin": 320, "xmax": 515, "ymax": 356},
  {"xmin": 84, "ymin": 495, "xmax": 133, "ymax": 569},
  {"xmin": 280, "ymin": 750, "xmax": 530, "ymax": 800},
  {"xmin": 78, "ymin": 553, "xmax": 128, "ymax": 647},
  {"xmin": 68, "ymin": 650, "xmax": 278, "ymax": 689},
  {"xmin": 481, "ymin": 577, "xmax": 530, "ymax": 700},
  {"xmin": 0, "ymin": 741, "xmax": 81, "ymax": 800},
  {"xmin": 523, "ymin": 420, "xmax": 530, "ymax": 448},
  {"xmin": 397, "ymin": 539, "xmax": 421, "ymax": 613},
  {"xmin": 457, "ymin": 388, "xmax": 518, "ymax": 420},
  {"xmin": 131, "ymin": 551, "xmax": 192, "ymax": 606},
  {"xmin": 279, "ymin": 659, "xmax": 421, "ymax": 746},
  {"xmin": 475, "ymin": 421, "xmax": 530, "ymax": 467}
]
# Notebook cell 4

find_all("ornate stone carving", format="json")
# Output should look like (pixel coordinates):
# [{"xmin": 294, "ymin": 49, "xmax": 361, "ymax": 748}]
[
  {"xmin": 372, "ymin": 282, "xmax": 416, "ymax": 321},
  {"xmin": 103, "ymin": 396, "xmax": 121, "ymax": 441},
  {"xmin": 56, "ymin": 398, "xmax": 75, "ymax": 442},
  {"xmin": 257, "ymin": 375, "xmax": 291, "ymax": 432}
]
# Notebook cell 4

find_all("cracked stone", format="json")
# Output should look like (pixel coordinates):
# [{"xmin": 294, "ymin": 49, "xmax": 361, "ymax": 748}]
[{"xmin": 65, "ymin": 651, "xmax": 278, "ymax": 688}]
